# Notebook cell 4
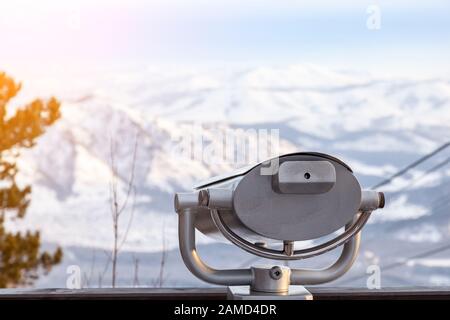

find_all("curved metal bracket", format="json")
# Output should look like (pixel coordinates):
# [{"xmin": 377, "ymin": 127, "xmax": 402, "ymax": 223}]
[
  {"xmin": 290, "ymin": 232, "xmax": 360, "ymax": 285},
  {"xmin": 178, "ymin": 208, "xmax": 253, "ymax": 286},
  {"xmin": 211, "ymin": 209, "xmax": 369, "ymax": 260},
  {"xmin": 178, "ymin": 207, "xmax": 361, "ymax": 287}
]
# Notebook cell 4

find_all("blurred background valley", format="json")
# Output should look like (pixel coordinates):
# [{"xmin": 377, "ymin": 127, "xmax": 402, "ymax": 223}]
[{"xmin": 1, "ymin": 0, "xmax": 450, "ymax": 288}]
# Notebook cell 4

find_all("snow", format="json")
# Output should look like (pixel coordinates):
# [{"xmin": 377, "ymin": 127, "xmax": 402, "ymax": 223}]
[
  {"xmin": 396, "ymin": 224, "xmax": 443, "ymax": 243},
  {"xmin": 11, "ymin": 64, "xmax": 450, "ymax": 249},
  {"xmin": 3, "ymin": 63, "xmax": 450, "ymax": 287},
  {"xmin": 369, "ymin": 195, "xmax": 429, "ymax": 223}
]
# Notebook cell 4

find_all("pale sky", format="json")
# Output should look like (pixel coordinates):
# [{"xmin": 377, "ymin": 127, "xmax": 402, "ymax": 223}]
[{"xmin": 0, "ymin": 0, "xmax": 449, "ymax": 76}]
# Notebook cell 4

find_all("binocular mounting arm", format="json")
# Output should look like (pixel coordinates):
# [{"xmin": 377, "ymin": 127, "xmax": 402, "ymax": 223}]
[
  {"xmin": 178, "ymin": 207, "xmax": 253, "ymax": 285},
  {"xmin": 176, "ymin": 191, "xmax": 362, "ymax": 286}
]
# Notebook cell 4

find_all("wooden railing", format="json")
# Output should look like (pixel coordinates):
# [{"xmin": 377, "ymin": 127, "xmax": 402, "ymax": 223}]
[{"xmin": 0, "ymin": 287, "xmax": 449, "ymax": 300}]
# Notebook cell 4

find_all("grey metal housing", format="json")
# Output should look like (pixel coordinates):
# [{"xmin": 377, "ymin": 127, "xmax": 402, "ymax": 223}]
[
  {"xmin": 190, "ymin": 152, "xmax": 365, "ymax": 242},
  {"xmin": 174, "ymin": 152, "xmax": 385, "ymax": 291}
]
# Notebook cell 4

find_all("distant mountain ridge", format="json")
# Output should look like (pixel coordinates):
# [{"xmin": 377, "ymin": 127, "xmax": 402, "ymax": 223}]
[{"xmin": 7, "ymin": 64, "xmax": 450, "ymax": 287}]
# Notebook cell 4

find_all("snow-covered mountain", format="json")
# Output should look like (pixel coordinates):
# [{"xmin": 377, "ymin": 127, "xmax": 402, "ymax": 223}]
[{"xmin": 6, "ymin": 63, "xmax": 450, "ymax": 287}]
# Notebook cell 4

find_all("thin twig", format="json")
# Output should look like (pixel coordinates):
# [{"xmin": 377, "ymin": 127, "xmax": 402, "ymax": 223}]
[
  {"xmin": 108, "ymin": 132, "xmax": 139, "ymax": 288},
  {"xmin": 132, "ymin": 254, "xmax": 140, "ymax": 287}
]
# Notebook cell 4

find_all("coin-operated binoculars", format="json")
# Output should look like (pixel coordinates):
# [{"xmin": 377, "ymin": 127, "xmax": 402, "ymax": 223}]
[{"xmin": 174, "ymin": 152, "xmax": 385, "ymax": 299}]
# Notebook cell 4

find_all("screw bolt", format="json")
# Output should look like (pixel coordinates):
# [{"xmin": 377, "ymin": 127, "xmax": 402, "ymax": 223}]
[{"xmin": 269, "ymin": 266, "xmax": 283, "ymax": 280}]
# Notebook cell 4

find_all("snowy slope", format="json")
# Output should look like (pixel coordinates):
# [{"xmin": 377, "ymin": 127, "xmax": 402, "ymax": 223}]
[{"xmin": 6, "ymin": 64, "xmax": 450, "ymax": 287}]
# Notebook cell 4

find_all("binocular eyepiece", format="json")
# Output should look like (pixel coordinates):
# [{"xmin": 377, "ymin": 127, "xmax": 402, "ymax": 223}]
[{"xmin": 174, "ymin": 152, "xmax": 385, "ymax": 299}]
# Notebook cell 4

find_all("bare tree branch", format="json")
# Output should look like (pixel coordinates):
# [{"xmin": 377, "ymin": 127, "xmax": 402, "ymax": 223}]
[
  {"xmin": 98, "ymin": 249, "xmax": 113, "ymax": 287},
  {"xmin": 108, "ymin": 131, "xmax": 139, "ymax": 288},
  {"xmin": 117, "ymin": 136, "xmax": 139, "ymax": 215},
  {"xmin": 151, "ymin": 222, "xmax": 167, "ymax": 288},
  {"xmin": 132, "ymin": 253, "xmax": 140, "ymax": 287},
  {"xmin": 118, "ymin": 187, "xmax": 136, "ymax": 252},
  {"xmin": 83, "ymin": 249, "xmax": 97, "ymax": 288}
]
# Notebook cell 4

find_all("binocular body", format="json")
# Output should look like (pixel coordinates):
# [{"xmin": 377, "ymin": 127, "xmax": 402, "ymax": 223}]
[
  {"xmin": 174, "ymin": 152, "xmax": 385, "ymax": 299},
  {"xmin": 177, "ymin": 152, "xmax": 383, "ymax": 244}
]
